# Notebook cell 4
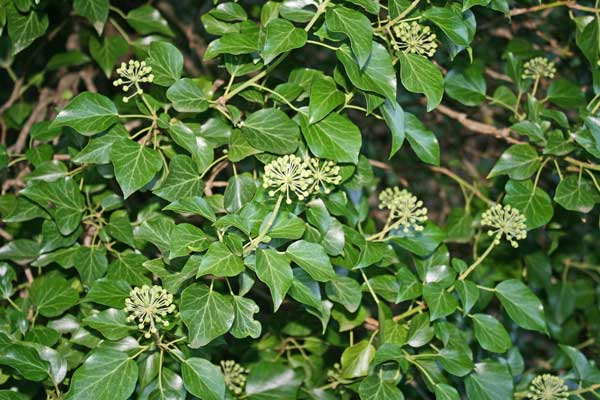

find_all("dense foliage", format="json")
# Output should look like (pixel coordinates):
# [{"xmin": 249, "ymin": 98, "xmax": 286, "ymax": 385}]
[{"xmin": 1, "ymin": 0, "xmax": 600, "ymax": 399}]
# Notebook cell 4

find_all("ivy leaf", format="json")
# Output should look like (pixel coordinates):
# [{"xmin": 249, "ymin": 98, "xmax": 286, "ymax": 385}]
[
  {"xmin": 7, "ymin": 5, "xmax": 49, "ymax": 55},
  {"xmin": 73, "ymin": 0, "xmax": 108, "ymax": 34},
  {"xmin": 326, "ymin": 6, "xmax": 372, "ymax": 68},
  {"xmin": 224, "ymin": 174, "xmax": 256, "ymax": 213},
  {"xmin": 245, "ymin": 361, "xmax": 302, "ymax": 399},
  {"xmin": 423, "ymin": 6, "xmax": 470, "ymax": 46},
  {"xmin": 83, "ymin": 308, "xmax": 133, "ymax": 340},
  {"xmin": 65, "ymin": 349, "xmax": 138, "ymax": 400},
  {"xmin": 21, "ymin": 177, "xmax": 85, "ymax": 235},
  {"xmin": 299, "ymin": 111, "xmax": 361, "ymax": 164},
  {"xmin": 166, "ymin": 78, "xmax": 210, "ymax": 113},
  {"xmin": 154, "ymin": 155, "xmax": 204, "ymax": 202},
  {"xmin": 89, "ymin": 36, "xmax": 128, "ymax": 78},
  {"xmin": 180, "ymin": 283, "xmax": 234, "ymax": 348},
  {"xmin": 204, "ymin": 29, "xmax": 261, "ymax": 60},
  {"xmin": 0, "ymin": 343, "xmax": 49, "ymax": 381},
  {"xmin": 196, "ymin": 242, "xmax": 244, "ymax": 278},
  {"xmin": 146, "ymin": 41, "xmax": 184, "ymax": 86},
  {"xmin": 73, "ymin": 125, "xmax": 128, "ymax": 165},
  {"xmin": 29, "ymin": 272, "xmax": 79, "ymax": 318},
  {"xmin": 495, "ymin": 279, "xmax": 547, "ymax": 333},
  {"xmin": 261, "ymin": 18, "xmax": 307, "ymax": 64},
  {"xmin": 381, "ymin": 100, "xmax": 405, "ymax": 158},
  {"xmin": 438, "ymin": 345, "xmax": 474, "ymax": 377},
  {"xmin": 422, "ymin": 283, "xmax": 458, "ymax": 320},
  {"xmin": 341, "ymin": 340, "xmax": 376, "ymax": 379},
  {"xmin": 358, "ymin": 375, "xmax": 405, "ymax": 399},
  {"xmin": 181, "ymin": 358, "xmax": 225, "ymax": 400},
  {"xmin": 110, "ymin": 138, "xmax": 163, "ymax": 199},
  {"xmin": 445, "ymin": 66, "xmax": 486, "ymax": 106},
  {"xmin": 404, "ymin": 113, "xmax": 440, "ymax": 165},
  {"xmin": 554, "ymin": 175, "xmax": 600, "ymax": 213},
  {"xmin": 471, "ymin": 314, "xmax": 512, "ymax": 353},
  {"xmin": 337, "ymin": 42, "xmax": 397, "ymax": 100},
  {"xmin": 398, "ymin": 53, "xmax": 444, "ymax": 111},
  {"xmin": 308, "ymin": 76, "xmax": 345, "ymax": 124},
  {"xmin": 325, "ymin": 276, "xmax": 362, "ymax": 313},
  {"xmin": 286, "ymin": 240, "xmax": 336, "ymax": 282},
  {"xmin": 168, "ymin": 223, "xmax": 210, "ymax": 259},
  {"xmin": 488, "ymin": 144, "xmax": 541, "ymax": 180},
  {"xmin": 75, "ymin": 246, "xmax": 108, "ymax": 284},
  {"xmin": 256, "ymin": 249, "xmax": 293, "ymax": 312},
  {"xmin": 52, "ymin": 93, "xmax": 118, "ymax": 136},
  {"xmin": 504, "ymin": 180, "xmax": 553, "ymax": 229},
  {"xmin": 547, "ymin": 79, "xmax": 586, "ymax": 108},
  {"xmin": 231, "ymin": 295, "xmax": 262, "ymax": 339},
  {"xmin": 434, "ymin": 384, "xmax": 460, "ymax": 400},
  {"xmin": 84, "ymin": 279, "xmax": 131, "ymax": 309},
  {"xmin": 465, "ymin": 361, "xmax": 513, "ymax": 400},
  {"xmin": 126, "ymin": 5, "xmax": 173, "ymax": 37},
  {"xmin": 242, "ymin": 108, "xmax": 300, "ymax": 154},
  {"xmin": 390, "ymin": 222, "xmax": 445, "ymax": 257}
]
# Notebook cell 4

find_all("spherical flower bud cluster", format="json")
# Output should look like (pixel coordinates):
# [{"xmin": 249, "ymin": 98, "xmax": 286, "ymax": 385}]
[
  {"xmin": 221, "ymin": 360, "xmax": 248, "ymax": 396},
  {"xmin": 125, "ymin": 285, "xmax": 176, "ymax": 338},
  {"xmin": 392, "ymin": 22, "xmax": 438, "ymax": 58},
  {"xmin": 481, "ymin": 204, "xmax": 527, "ymax": 248},
  {"xmin": 378, "ymin": 187, "xmax": 428, "ymax": 232},
  {"xmin": 522, "ymin": 57, "xmax": 556, "ymax": 80},
  {"xmin": 527, "ymin": 374, "xmax": 569, "ymax": 400},
  {"xmin": 113, "ymin": 60, "xmax": 154, "ymax": 103},
  {"xmin": 262, "ymin": 155, "xmax": 342, "ymax": 204}
]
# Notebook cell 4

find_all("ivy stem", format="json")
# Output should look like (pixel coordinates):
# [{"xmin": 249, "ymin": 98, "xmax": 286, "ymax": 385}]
[
  {"xmin": 243, "ymin": 195, "xmax": 283, "ymax": 256},
  {"xmin": 360, "ymin": 270, "xmax": 380, "ymax": 304},
  {"xmin": 306, "ymin": 39, "xmax": 339, "ymax": 51},
  {"xmin": 457, "ymin": 240, "xmax": 497, "ymax": 281},
  {"xmin": 251, "ymin": 83, "xmax": 301, "ymax": 112},
  {"xmin": 305, "ymin": 0, "xmax": 331, "ymax": 32},
  {"xmin": 429, "ymin": 166, "xmax": 494, "ymax": 205},
  {"xmin": 375, "ymin": 0, "xmax": 421, "ymax": 32},
  {"xmin": 392, "ymin": 302, "xmax": 426, "ymax": 321},
  {"xmin": 531, "ymin": 76, "xmax": 540, "ymax": 98}
]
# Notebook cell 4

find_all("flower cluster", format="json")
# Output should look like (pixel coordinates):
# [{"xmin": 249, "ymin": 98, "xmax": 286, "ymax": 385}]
[
  {"xmin": 527, "ymin": 374, "xmax": 569, "ymax": 400},
  {"xmin": 481, "ymin": 204, "xmax": 527, "ymax": 247},
  {"xmin": 125, "ymin": 285, "xmax": 176, "ymax": 338},
  {"xmin": 392, "ymin": 22, "xmax": 438, "ymax": 58},
  {"xmin": 378, "ymin": 187, "xmax": 428, "ymax": 232},
  {"xmin": 221, "ymin": 360, "xmax": 248, "ymax": 396},
  {"xmin": 262, "ymin": 155, "xmax": 342, "ymax": 204},
  {"xmin": 522, "ymin": 57, "xmax": 556, "ymax": 80},
  {"xmin": 113, "ymin": 60, "xmax": 154, "ymax": 103}
]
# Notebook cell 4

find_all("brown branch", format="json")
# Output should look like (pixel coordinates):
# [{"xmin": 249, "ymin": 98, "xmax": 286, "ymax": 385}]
[
  {"xmin": 8, "ymin": 88, "xmax": 54, "ymax": 154},
  {"xmin": 0, "ymin": 79, "xmax": 24, "ymax": 116},
  {"xmin": 510, "ymin": 0, "xmax": 599, "ymax": 15},
  {"xmin": 204, "ymin": 160, "xmax": 229, "ymax": 196},
  {"xmin": 435, "ymin": 104, "xmax": 525, "ymax": 145}
]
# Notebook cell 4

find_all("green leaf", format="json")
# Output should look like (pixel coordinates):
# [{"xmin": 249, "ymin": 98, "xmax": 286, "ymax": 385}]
[
  {"xmin": 245, "ymin": 361, "xmax": 302, "ymax": 399},
  {"xmin": 504, "ymin": 180, "xmax": 553, "ymax": 229},
  {"xmin": 341, "ymin": 340, "xmax": 376, "ymax": 379},
  {"xmin": 180, "ymin": 283, "xmax": 234, "ymax": 348},
  {"xmin": 407, "ymin": 313, "xmax": 434, "ymax": 347},
  {"xmin": 286, "ymin": 240, "xmax": 336, "ymax": 282},
  {"xmin": 381, "ymin": 100, "xmax": 405, "ymax": 158},
  {"xmin": 359, "ymin": 375, "xmax": 404, "ymax": 400},
  {"xmin": 547, "ymin": 79, "xmax": 586, "ymax": 108},
  {"xmin": 488, "ymin": 144, "xmax": 541, "ymax": 180},
  {"xmin": 110, "ymin": 138, "xmax": 163, "ymax": 199},
  {"xmin": 224, "ymin": 173, "xmax": 256, "ymax": 212},
  {"xmin": 326, "ymin": 6, "xmax": 372, "ymax": 68},
  {"xmin": 242, "ymin": 108, "xmax": 300, "ymax": 154},
  {"xmin": 404, "ymin": 113, "xmax": 440, "ymax": 165},
  {"xmin": 75, "ymin": 246, "xmax": 108, "ymax": 284},
  {"xmin": 7, "ymin": 5, "xmax": 49, "ymax": 55},
  {"xmin": 146, "ymin": 41, "xmax": 184, "ymax": 86},
  {"xmin": 21, "ymin": 177, "xmax": 84, "ymax": 235},
  {"xmin": 210, "ymin": 2, "xmax": 247, "ymax": 21},
  {"xmin": 83, "ymin": 308, "xmax": 133, "ymax": 340},
  {"xmin": 554, "ymin": 175, "xmax": 600, "ymax": 213},
  {"xmin": 154, "ymin": 155, "xmax": 204, "ymax": 202},
  {"xmin": 422, "ymin": 283, "xmax": 458, "ymax": 320},
  {"xmin": 465, "ymin": 361, "xmax": 513, "ymax": 400},
  {"xmin": 166, "ymin": 78, "xmax": 210, "ymax": 113},
  {"xmin": 455, "ymin": 280, "xmax": 479, "ymax": 315},
  {"xmin": 231, "ymin": 295, "xmax": 262, "ymax": 339},
  {"xmin": 169, "ymin": 223, "xmax": 210, "ymax": 259},
  {"xmin": 73, "ymin": 125, "xmax": 128, "ymax": 165},
  {"xmin": 52, "ymin": 93, "xmax": 118, "ymax": 136},
  {"xmin": 438, "ymin": 345, "xmax": 474, "ymax": 377},
  {"xmin": 471, "ymin": 314, "xmax": 512, "ymax": 353},
  {"xmin": 73, "ymin": 0, "xmax": 108, "ymax": 34},
  {"xmin": 495, "ymin": 279, "xmax": 547, "ymax": 333},
  {"xmin": 256, "ymin": 248, "xmax": 293, "ymax": 312},
  {"xmin": 196, "ymin": 242, "xmax": 244, "ymax": 277},
  {"xmin": 126, "ymin": 5, "xmax": 173, "ymax": 37},
  {"xmin": 89, "ymin": 36, "xmax": 128, "ymax": 78},
  {"xmin": 434, "ymin": 384, "xmax": 460, "ymax": 400},
  {"xmin": 181, "ymin": 358, "xmax": 225, "ymax": 400},
  {"xmin": 398, "ymin": 53, "xmax": 444, "ymax": 111},
  {"xmin": 204, "ymin": 28, "xmax": 261, "ymax": 60},
  {"xmin": 261, "ymin": 18, "xmax": 307, "ymax": 64},
  {"xmin": 308, "ymin": 76, "xmax": 345, "ymax": 124},
  {"xmin": 30, "ymin": 272, "xmax": 78, "ymax": 317},
  {"xmin": 299, "ymin": 111, "xmax": 362, "ymax": 164},
  {"xmin": 390, "ymin": 222, "xmax": 445, "ymax": 257},
  {"xmin": 423, "ymin": 6, "xmax": 470, "ymax": 46},
  {"xmin": 445, "ymin": 66, "xmax": 486, "ymax": 106},
  {"xmin": 84, "ymin": 278, "xmax": 131, "ymax": 308},
  {"xmin": 65, "ymin": 349, "xmax": 138, "ymax": 400},
  {"xmin": 325, "ymin": 276, "xmax": 362, "ymax": 313},
  {"xmin": 337, "ymin": 42, "xmax": 397, "ymax": 100},
  {"xmin": 0, "ymin": 343, "xmax": 49, "ymax": 381}
]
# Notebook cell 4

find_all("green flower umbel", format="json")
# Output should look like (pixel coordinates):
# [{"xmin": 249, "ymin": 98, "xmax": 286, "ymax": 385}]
[
  {"xmin": 125, "ymin": 285, "xmax": 176, "ymax": 338},
  {"xmin": 378, "ymin": 187, "xmax": 428, "ymax": 232},
  {"xmin": 481, "ymin": 204, "xmax": 527, "ymax": 248},
  {"xmin": 221, "ymin": 360, "xmax": 248, "ymax": 396},
  {"xmin": 522, "ymin": 57, "xmax": 556, "ymax": 80},
  {"xmin": 307, "ymin": 157, "xmax": 342, "ymax": 194},
  {"xmin": 263, "ymin": 155, "xmax": 313, "ymax": 204},
  {"xmin": 113, "ymin": 60, "xmax": 154, "ymax": 103},
  {"xmin": 527, "ymin": 374, "xmax": 569, "ymax": 400},
  {"xmin": 393, "ymin": 22, "xmax": 438, "ymax": 58}
]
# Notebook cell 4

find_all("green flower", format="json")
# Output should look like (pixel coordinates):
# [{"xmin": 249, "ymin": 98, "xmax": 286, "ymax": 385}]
[
  {"xmin": 393, "ymin": 22, "xmax": 438, "ymax": 58},
  {"xmin": 522, "ymin": 57, "xmax": 556, "ymax": 80},
  {"xmin": 527, "ymin": 374, "xmax": 569, "ymax": 400},
  {"xmin": 262, "ymin": 155, "xmax": 313, "ymax": 204},
  {"xmin": 481, "ymin": 204, "xmax": 527, "ymax": 247},
  {"xmin": 307, "ymin": 157, "xmax": 342, "ymax": 194},
  {"xmin": 378, "ymin": 187, "xmax": 428, "ymax": 232},
  {"xmin": 113, "ymin": 60, "xmax": 154, "ymax": 103},
  {"xmin": 125, "ymin": 285, "xmax": 176, "ymax": 338},
  {"xmin": 221, "ymin": 360, "xmax": 248, "ymax": 396}
]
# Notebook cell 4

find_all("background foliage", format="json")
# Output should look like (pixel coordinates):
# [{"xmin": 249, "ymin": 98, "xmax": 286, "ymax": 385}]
[{"xmin": 1, "ymin": 0, "xmax": 600, "ymax": 399}]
